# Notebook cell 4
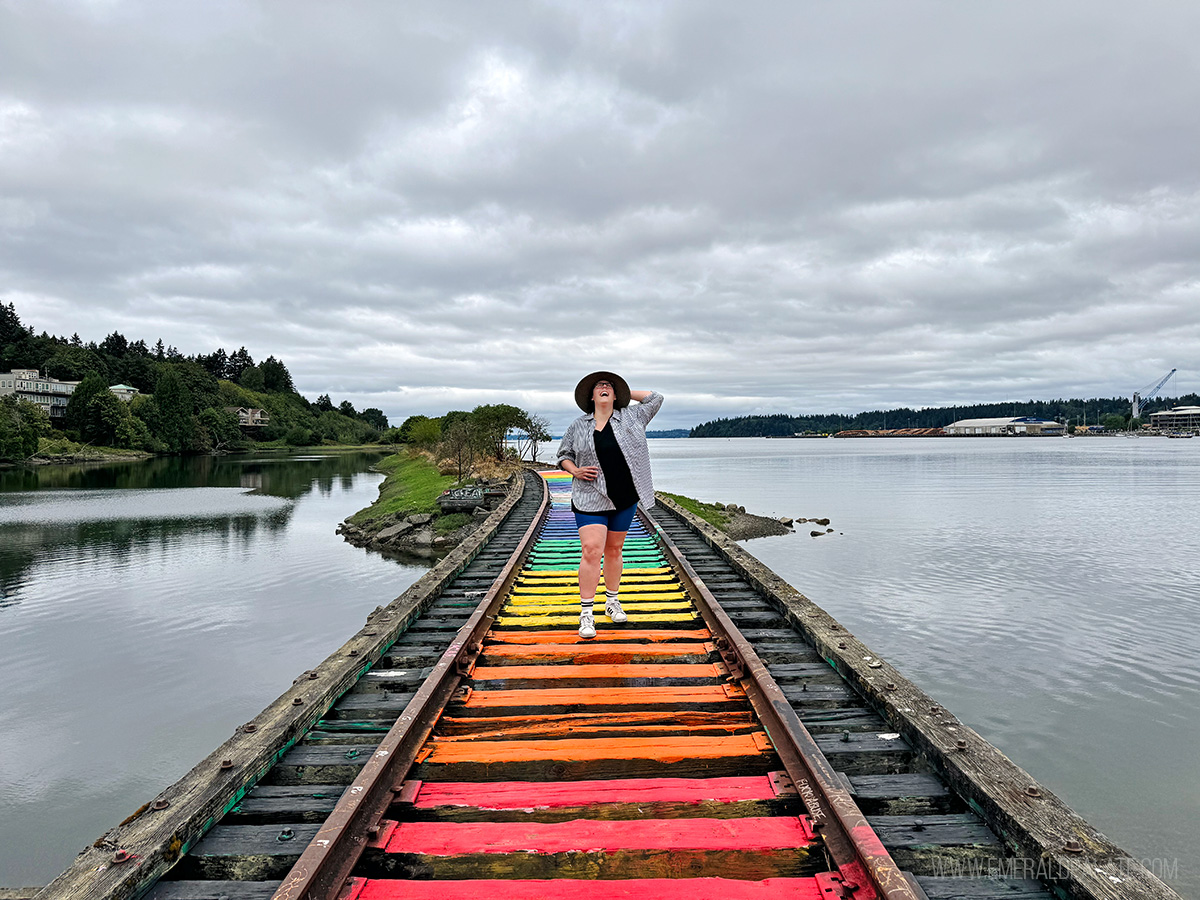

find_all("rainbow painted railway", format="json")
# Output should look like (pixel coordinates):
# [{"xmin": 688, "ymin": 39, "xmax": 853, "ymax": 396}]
[{"xmin": 36, "ymin": 471, "xmax": 1180, "ymax": 900}]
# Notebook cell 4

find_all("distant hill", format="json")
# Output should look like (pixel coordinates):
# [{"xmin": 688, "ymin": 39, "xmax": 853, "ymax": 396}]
[
  {"xmin": 689, "ymin": 396, "xmax": 1199, "ymax": 438},
  {"xmin": 647, "ymin": 429, "xmax": 690, "ymax": 438}
]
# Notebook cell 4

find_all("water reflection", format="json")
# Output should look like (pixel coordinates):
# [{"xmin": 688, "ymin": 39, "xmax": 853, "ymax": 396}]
[
  {"xmin": 0, "ymin": 450, "xmax": 388, "ymax": 500},
  {"xmin": 0, "ymin": 450, "xmax": 423, "ymax": 888}
]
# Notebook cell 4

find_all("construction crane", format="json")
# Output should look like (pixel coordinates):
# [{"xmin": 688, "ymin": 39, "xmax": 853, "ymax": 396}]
[{"xmin": 1132, "ymin": 368, "xmax": 1176, "ymax": 419}]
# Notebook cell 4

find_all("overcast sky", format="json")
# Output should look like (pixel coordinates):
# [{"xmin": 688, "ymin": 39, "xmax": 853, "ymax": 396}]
[{"xmin": 2, "ymin": 2, "xmax": 1198, "ymax": 430}]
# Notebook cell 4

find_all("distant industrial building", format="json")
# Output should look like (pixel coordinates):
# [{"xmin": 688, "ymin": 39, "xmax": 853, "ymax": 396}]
[
  {"xmin": 944, "ymin": 416, "xmax": 1065, "ymax": 436},
  {"xmin": 1149, "ymin": 406, "xmax": 1200, "ymax": 433},
  {"xmin": 0, "ymin": 369, "xmax": 80, "ymax": 419}
]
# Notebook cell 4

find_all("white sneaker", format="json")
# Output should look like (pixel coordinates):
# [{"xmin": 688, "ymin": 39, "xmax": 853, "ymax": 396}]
[
  {"xmin": 605, "ymin": 598, "xmax": 627, "ymax": 624},
  {"xmin": 578, "ymin": 611, "xmax": 596, "ymax": 639}
]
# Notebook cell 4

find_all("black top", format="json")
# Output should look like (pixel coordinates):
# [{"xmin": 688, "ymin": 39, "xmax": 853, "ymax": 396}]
[{"xmin": 591, "ymin": 419, "xmax": 638, "ymax": 511}]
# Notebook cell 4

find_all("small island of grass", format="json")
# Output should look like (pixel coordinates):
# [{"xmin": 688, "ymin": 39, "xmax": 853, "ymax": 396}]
[
  {"xmin": 338, "ymin": 449, "xmax": 520, "ymax": 557},
  {"xmin": 657, "ymin": 490, "xmax": 794, "ymax": 540}
]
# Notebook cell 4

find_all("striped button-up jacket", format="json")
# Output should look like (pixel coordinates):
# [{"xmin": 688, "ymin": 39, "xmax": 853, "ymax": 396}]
[{"xmin": 556, "ymin": 391, "xmax": 664, "ymax": 511}]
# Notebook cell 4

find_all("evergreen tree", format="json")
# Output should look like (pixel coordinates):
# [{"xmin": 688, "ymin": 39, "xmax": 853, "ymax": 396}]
[
  {"xmin": 100, "ymin": 331, "xmax": 129, "ymax": 357},
  {"xmin": 260, "ymin": 356, "xmax": 294, "ymax": 392},
  {"xmin": 238, "ymin": 365, "xmax": 266, "ymax": 391},
  {"xmin": 199, "ymin": 348, "xmax": 229, "ymax": 379},
  {"xmin": 0, "ymin": 302, "xmax": 25, "ymax": 347},
  {"xmin": 172, "ymin": 360, "xmax": 220, "ymax": 412},
  {"xmin": 359, "ymin": 407, "xmax": 388, "ymax": 430},
  {"xmin": 153, "ymin": 368, "xmax": 195, "ymax": 453},
  {"xmin": 64, "ymin": 373, "xmax": 110, "ymax": 433},
  {"xmin": 44, "ymin": 345, "xmax": 109, "ymax": 381},
  {"xmin": 227, "ymin": 347, "xmax": 254, "ymax": 381}
]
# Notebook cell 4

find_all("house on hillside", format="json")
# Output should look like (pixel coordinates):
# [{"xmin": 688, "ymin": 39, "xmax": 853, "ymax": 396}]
[{"xmin": 226, "ymin": 407, "xmax": 270, "ymax": 427}]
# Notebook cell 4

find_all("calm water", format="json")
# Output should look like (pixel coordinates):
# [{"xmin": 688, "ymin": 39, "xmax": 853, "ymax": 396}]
[
  {"xmin": 652, "ymin": 437, "xmax": 1199, "ymax": 896},
  {"xmin": 2, "ymin": 440, "xmax": 1197, "ymax": 894},
  {"xmin": 0, "ymin": 452, "xmax": 429, "ymax": 887}
]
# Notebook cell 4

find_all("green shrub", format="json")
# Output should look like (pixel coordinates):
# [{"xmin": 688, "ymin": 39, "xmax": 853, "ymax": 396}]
[{"xmin": 285, "ymin": 426, "xmax": 314, "ymax": 446}]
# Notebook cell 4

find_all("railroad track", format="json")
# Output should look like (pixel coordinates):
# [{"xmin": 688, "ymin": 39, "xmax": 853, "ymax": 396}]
[
  {"xmin": 46, "ymin": 469, "xmax": 1178, "ymax": 900},
  {"xmin": 142, "ymin": 470, "xmax": 1014, "ymax": 900}
]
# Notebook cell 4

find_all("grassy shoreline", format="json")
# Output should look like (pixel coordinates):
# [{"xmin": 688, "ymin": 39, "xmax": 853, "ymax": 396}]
[
  {"xmin": 657, "ymin": 491, "xmax": 732, "ymax": 529},
  {"xmin": 347, "ymin": 451, "xmax": 457, "ymax": 525}
]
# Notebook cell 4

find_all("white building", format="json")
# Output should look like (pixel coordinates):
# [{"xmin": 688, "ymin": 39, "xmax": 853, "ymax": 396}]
[
  {"xmin": 945, "ymin": 416, "xmax": 1065, "ymax": 436},
  {"xmin": 109, "ymin": 384, "xmax": 140, "ymax": 402},
  {"xmin": 0, "ymin": 369, "xmax": 81, "ymax": 419},
  {"xmin": 1149, "ymin": 406, "xmax": 1200, "ymax": 433}
]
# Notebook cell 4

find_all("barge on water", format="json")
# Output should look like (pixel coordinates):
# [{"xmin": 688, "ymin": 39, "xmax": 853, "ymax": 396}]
[{"xmin": 33, "ymin": 471, "xmax": 1180, "ymax": 900}]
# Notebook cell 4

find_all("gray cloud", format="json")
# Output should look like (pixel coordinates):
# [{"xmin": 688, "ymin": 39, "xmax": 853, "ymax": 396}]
[{"xmin": 3, "ymin": 1, "xmax": 1199, "ymax": 431}]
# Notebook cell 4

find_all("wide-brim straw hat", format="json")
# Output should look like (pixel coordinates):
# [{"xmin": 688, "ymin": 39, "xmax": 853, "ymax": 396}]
[{"xmin": 575, "ymin": 371, "xmax": 631, "ymax": 412}]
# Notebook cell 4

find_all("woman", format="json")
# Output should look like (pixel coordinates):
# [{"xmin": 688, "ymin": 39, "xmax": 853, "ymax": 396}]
[{"xmin": 556, "ymin": 372, "xmax": 663, "ymax": 638}]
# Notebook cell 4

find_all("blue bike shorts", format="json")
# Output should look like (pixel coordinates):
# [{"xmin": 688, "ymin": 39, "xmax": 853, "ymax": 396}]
[{"xmin": 573, "ymin": 502, "xmax": 638, "ymax": 533}]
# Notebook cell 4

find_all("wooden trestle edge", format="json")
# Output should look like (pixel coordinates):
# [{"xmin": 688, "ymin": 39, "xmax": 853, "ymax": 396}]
[
  {"xmin": 34, "ymin": 474, "xmax": 529, "ymax": 900},
  {"xmin": 652, "ymin": 494, "xmax": 1183, "ymax": 900}
]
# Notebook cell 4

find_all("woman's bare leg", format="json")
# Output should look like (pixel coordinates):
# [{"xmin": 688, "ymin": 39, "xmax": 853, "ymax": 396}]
[
  {"xmin": 603, "ymin": 530, "xmax": 627, "ymax": 593},
  {"xmin": 577, "ymin": 524, "xmax": 607, "ymax": 600},
  {"xmin": 577, "ymin": 523, "xmax": 607, "ymax": 638}
]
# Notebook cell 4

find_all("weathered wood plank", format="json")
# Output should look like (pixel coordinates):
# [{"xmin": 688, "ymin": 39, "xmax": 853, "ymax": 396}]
[
  {"xmin": 324, "ymin": 693, "xmax": 416, "ymax": 720},
  {"xmin": 914, "ymin": 876, "xmax": 1049, "ymax": 898},
  {"xmin": 223, "ymin": 785, "xmax": 345, "ymax": 824},
  {"xmin": 262, "ymin": 744, "xmax": 377, "ymax": 784},
  {"xmin": 144, "ymin": 882, "xmax": 281, "ymax": 900},
  {"xmin": 848, "ymin": 773, "xmax": 956, "ymax": 815},
  {"xmin": 870, "ymin": 813, "xmax": 1004, "ymax": 876},
  {"xmin": 171, "ymin": 824, "xmax": 321, "ymax": 880}
]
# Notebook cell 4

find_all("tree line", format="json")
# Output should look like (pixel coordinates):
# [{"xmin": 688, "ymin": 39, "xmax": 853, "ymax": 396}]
[
  {"xmin": 689, "ymin": 396, "xmax": 1200, "ymax": 437},
  {"xmin": 0, "ymin": 302, "xmax": 388, "ymax": 459}
]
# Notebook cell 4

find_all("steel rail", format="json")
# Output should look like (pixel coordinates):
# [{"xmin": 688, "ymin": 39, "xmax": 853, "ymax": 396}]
[
  {"xmin": 643, "ymin": 507, "xmax": 924, "ymax": 900},
  {"xmin": 271, "ymin": 475, "xmax": 551, "ymax": 900}
]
